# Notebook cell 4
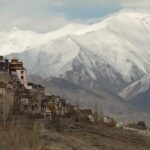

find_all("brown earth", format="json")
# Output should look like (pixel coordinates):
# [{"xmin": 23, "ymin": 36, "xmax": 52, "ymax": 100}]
[
  {"xmin": 42, "ymin": 120, "xmax": 150, "ymax": 150},
  {"xmin": 0, "ymin": 119, "xmax": 150, "ymax": 150}
]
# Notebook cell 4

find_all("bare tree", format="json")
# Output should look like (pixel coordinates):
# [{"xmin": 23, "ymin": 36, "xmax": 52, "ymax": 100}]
[
  {"xmin": 94, "ymin": 101, "xmax": 103, "ymax": 124},
  {"xmin": 75, "ymin": 97, "xmax": 80, "ymax": 123}
]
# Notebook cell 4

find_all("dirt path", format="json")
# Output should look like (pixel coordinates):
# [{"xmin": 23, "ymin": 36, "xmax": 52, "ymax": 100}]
[{"xmin": 42, "ymin": 122, "xmax": 150, "ymax": 150}]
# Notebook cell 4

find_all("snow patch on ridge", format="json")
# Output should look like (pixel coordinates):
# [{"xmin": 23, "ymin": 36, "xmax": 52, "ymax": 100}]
[
  {"xmin": 120, "ymin": 74, "xmax": 150, "ymax": 100},
  {"xmin": 3, "ymin": 10, "xmax": 150, "ymax": 92}
]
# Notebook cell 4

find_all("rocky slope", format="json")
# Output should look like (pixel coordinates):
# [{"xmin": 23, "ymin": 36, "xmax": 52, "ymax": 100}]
[
  {"xmin": 120, "ymin": 74, "xmax": 150, "ymax": 113},
  {"xmin": 5, "ymin": 11, "xmax": 150, "ymax": 94},
  {"xmin": 1, "ymin": 10, "xmax": 150, "ymax": 124}
]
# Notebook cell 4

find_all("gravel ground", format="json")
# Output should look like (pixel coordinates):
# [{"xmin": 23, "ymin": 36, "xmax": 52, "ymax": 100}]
[{"xmin": 42, "ymin": 120, "xmax": 150, "ymax": 150}]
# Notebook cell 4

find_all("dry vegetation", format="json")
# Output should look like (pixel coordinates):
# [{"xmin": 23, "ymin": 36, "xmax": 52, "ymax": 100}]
[
  {"xmin": 43, "ymin": 120, "xmax": 150, "ymax": 150},
  {"xmin": 0, "ymin": 119, "xmax": 44, "ymax": 150},
  {"xmin": 0, "ymin": 118, "xmax": 150, "ymax": 150}
]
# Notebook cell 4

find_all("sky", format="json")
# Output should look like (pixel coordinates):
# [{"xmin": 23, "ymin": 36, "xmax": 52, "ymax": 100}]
[{"xmin": 0, "ymin": 0, "xmax": 150, "ymax": 32}]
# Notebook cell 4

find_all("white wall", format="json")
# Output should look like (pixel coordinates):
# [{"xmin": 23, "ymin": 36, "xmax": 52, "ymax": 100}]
[
  {"xmin": 0, "ymin": 87, "xmax": 6, "ymax": 96},
  {"xmin": 16, "ymin": 69, "xmax": 28, "ymax": 88}
]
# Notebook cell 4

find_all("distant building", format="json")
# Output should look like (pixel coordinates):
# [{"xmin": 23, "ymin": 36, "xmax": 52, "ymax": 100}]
[
  {"xmin": 9, "ymin": 58, "xmax": 31, "ymax": 89},
  {"xmin": 0, "ymin": 82, "xmax": 6, "ymax": 96},
  {"xmin": 0, "ymin": 56, "xmax": 9, "ymax": 73},
  {"xmin": 79, "ymin": 109, "xmax": 93, "ymax": 122},
  {"xmin": 0, "ymin": 55, "xmax": 84, "ymax": 121},
  {"xmin": 0, "ymin": 56, "xmax": 33, "ymax": 90},
  {"xmin": 9, "ymin": 58, "xmax": 23, "ymax": 73},
  {"xmin": 20, "ymin": 93, "xmax": 41, "ymax": 114},
  {"xmin": 27, "ymin": 83, "xmax": 45, "ymax": 93}
]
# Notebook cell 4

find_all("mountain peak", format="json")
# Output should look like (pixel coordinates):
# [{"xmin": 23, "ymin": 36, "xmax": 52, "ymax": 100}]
[{"xmin": 2, "ymin": 10, "xmax": 150, "ymax": 87}]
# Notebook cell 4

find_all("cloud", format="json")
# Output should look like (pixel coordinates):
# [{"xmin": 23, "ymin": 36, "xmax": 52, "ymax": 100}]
[
  {"xmin": 50, "ymin": 0, "xmax": 120, "ymax": 20},
  {"xmin": 0, "ymin": 0, "xmax": 69, "ymax": 32},
  {"xmin": 8, "ymin": 15, "xmax": 68, "ymax": 33},
  {"xmin": 121, "ymin": 0, "xmax": 150, "ymax": 9},
  {"xmin": 0, "ymin": 0, "xmax": 149, "ymax": 32}
]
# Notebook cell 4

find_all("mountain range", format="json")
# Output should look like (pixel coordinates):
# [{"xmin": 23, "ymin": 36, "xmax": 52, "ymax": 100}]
[{"xmin": 1, "ymin": 10, "xmax": 150, "ymax": 125}]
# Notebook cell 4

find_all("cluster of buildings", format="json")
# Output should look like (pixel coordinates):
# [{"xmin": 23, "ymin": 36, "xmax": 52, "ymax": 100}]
[
  {"xmin": 1, "ymin": 55, "xmax": 119, "ymax": 126},
  {"xmin": 0, "ymin": 55, "xmax": 94, "ymax": 122},
  {"xmin": 0, "ymin": 55, "xmax": 28, "ymax": 88}
]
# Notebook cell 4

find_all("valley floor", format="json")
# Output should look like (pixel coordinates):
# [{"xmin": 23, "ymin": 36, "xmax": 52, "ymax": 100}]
[
  {"xmin": 42, "ymin": 120, "xmax": 150, "ymax": 150},
  {"xmin": 0, "ymin": 119, "xmax": 150, "ymax": 150}
]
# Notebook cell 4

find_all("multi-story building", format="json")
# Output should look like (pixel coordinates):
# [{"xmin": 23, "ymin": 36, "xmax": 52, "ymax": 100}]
[{"xmin": 9, "ymin": 58, "xmax": 29, "ymax": 88}]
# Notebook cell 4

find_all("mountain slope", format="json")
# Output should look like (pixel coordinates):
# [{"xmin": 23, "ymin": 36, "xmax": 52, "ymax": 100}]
[
  {"xmin": 7, "ymin": 36, "xmax": 127, "ymax": 93},
  {"xmin": 120, "ymin": 74, "xmax": 150, "ymax": 100},
  {"xmin": 3, "ymin": 10, "xmax": 150, "ymax": 124},
  {"xmin": 120, "ymin": 74, "xmax": 150, "ymax": 113},
  {"xmin": 6, "ymin": 11, "xmax": 150, "ymax": 94},
  {"xmin": 28, "ymin": 75, "xmax": 150, "ymax": 125},
  {"xmin": 2, "ymin": 12, "xmax": 150, "ymax": 83},
  {"xmin": 0, "ymin": 24, "xmax": 89, "ymax": 55}
]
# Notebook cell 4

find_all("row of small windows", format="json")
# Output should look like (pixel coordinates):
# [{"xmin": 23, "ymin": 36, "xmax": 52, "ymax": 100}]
[{"xmin": 20, "ymin": 70, "xmax": 24, "ymax": 80}]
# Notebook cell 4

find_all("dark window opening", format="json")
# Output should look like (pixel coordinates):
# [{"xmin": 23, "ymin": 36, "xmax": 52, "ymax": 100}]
[{"xmin": 21, "ymin": 76, "xmax": 24, "ymax": 80}]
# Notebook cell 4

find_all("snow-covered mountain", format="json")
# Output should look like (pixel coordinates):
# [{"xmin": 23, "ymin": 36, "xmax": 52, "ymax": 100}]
[
  {"xmin": 120, "ymin": 74, "xmax": 150, "ymax": 100},
  {"xmin": 1, "ymin": 10, "xmax": 150, "ymax": 124},
  {"xmin": 0, "ymin": 24, "xmax": 89, "ymax": 55},
  {"xmin": 2, "ymin": 10, "xmax": 150, "ymax": 94},
  {"xmin": 119, "ymin": 74, "xmax": 150, "ymax": 113}
]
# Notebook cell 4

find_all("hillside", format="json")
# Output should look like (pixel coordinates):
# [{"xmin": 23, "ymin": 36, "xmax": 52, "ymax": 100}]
[
  {"xmin": 5, "ymin": 11, "xmax": 150, "ymax": 93},
  {"xmin": 120, "ymin": 74, "xmax": 150, "ymax": 113},
  {"xmin": 41, "ymin": 120, "xmax": 150, "ymax": 150},
  {"xmin": 28, "ymin": 75, "xmax": 150, "ymax": 125},
  {"xmin": 1, "ymin": 10, "xmax": 150, "ymax": 125}
]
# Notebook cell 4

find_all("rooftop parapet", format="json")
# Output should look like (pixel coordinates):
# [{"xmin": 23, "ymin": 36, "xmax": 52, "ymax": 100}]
[{"xmin": 9, "ymin": 59, "xmax": 24, "ymax": 73}]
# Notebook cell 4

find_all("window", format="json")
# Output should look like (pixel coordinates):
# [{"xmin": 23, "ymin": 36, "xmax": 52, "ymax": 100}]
[
  {"xmin": 21, "ymin": 70, "xmax": 24, "ymax": 74},
  {"xmin": 21, "ymin": 76, "xmax": 24, "ymax": 80}
]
